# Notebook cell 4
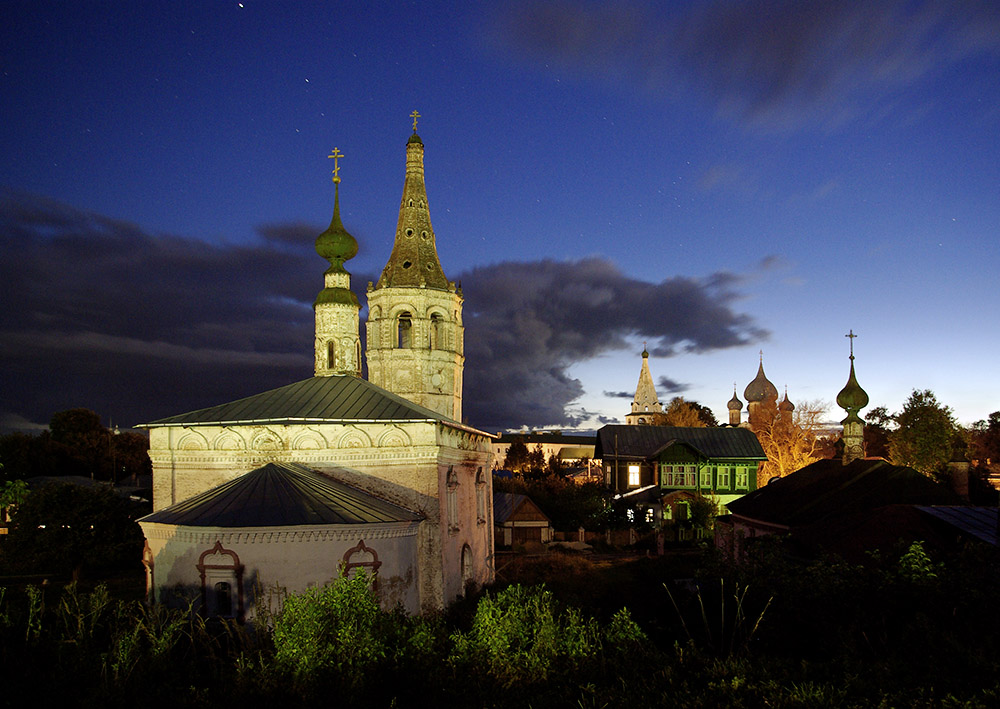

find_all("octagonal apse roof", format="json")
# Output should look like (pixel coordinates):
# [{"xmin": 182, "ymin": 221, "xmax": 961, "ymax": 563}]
[{"xmin": 139, "ymin": 462, "xmax": 422, "ymax": 527}]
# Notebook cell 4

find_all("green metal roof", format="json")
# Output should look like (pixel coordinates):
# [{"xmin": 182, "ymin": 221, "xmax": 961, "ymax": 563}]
[
  {"xmin": 141, "ymin": 375, "xmax": 455, "ymax": 427},
  {"xmin": 594, "ymin": 425, "xmax": 766, "ymax": 461},
  {"xmin": 139, "ymin": 462, "xmax": 422, "ymax": 527}
]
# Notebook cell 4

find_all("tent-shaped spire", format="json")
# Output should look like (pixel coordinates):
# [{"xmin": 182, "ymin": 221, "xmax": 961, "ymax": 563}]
[{"xmin": 375, "ymin": 113, "xmax": 450, "ymax": 290}]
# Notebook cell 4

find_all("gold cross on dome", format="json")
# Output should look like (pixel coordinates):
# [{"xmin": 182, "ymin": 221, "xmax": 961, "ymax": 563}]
[
  {"xmin": 328, "ymin": 147, "xmax": 344, "ymax": 183},
  {"xmin": 410, "ymin": 110, "xmax": 421, "ymax": 132},
  {"xmin": 845, "ymin": 329, "xmax": 857, "ymax": 357}
]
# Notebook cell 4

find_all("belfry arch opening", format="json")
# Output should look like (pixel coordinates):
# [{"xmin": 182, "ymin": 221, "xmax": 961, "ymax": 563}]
[{"xmin": 397, "ymin": 312, "xmax": 412, "ymax": 348}]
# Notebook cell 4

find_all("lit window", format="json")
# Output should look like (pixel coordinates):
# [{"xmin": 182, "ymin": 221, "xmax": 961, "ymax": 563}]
[
  {"xmin": 718, "ymin": 466, "xmax": 730, "ymax": 488},
  {"xmin": 736, "ymin": 467, "xmax": 749, "ymax": 490},
  {"xmin": 700, "ymin": 468, "xmax": 712, "ymax": 488},
  {"xmin": 628, "ymin": 465, "xmax": 640, "ymax": 486},
  {"xmin": 645, "ymin": 508, "xmax": 654, "ymax": 523}
]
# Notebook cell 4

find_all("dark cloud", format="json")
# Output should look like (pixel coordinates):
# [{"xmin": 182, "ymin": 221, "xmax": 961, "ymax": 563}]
[
  {"xmin": 460, "ymin": 258, "xmax": 763, "ymax": 431},
  {"xmin": 0, "ymin": 192, "xmax": 764, "ymax": 433},
  {"xmin": 657, "ymin": 377, "xmax": 689, "ymax": 395},
  {"xmin": 604, "ymin": 391, "xmax": 634, "ymax": 400},
  {"xmin": 0, "ymin": 189, "xmax": 319, "ymax": 428},
  {"xmin": 499, "ymin": 0, "xmax": 1000, "ymax": 128}
]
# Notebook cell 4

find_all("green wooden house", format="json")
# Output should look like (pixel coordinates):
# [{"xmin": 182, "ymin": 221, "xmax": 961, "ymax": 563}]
[{"xmin": 595, "ymin": 425, "xmax": 767, "ymax": 509}]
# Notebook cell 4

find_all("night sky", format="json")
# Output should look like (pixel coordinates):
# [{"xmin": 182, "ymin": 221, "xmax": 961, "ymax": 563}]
[{"xmin": 2, "ymin": 1, "xmax": 999, "ymax": 434}]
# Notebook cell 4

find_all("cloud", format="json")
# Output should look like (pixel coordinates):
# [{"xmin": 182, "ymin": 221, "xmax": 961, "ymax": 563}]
[
  {"xmin": 657, "ymin": 377, "xmax": 689, "ymax": 395},
  {"xmin": 0, "ymin": 191, "xmax": 765, "ymax": 433},
  {"xmin": 460, "ymin": 258, "xmax": 764, "ymax": 430},
  {"xmin": 0, "ymin": 189, "xmax": 320, "ymax": 428},
  {"xmin": 499, "ymin": 0, "xmax": 1000, "ymax": 129},
  {"xmin": 604, "ymin": 391, "xmax": 634, "ymax": 400}
]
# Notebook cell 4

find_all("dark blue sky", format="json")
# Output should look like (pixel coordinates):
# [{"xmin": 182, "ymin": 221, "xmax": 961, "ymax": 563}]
[{"xmin": 2, "ymin": 1, "xmax": 999, "ymax": 432}]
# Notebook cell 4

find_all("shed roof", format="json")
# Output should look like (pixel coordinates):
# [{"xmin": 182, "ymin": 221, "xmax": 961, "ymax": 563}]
[
  {"xmin": 917, "ymin": 505, "xmax": 998, "ymax": 546},
  {"xmin": 138, "ymin": 462, "xmax": 421, "ymax": 527},
  {"xmin": 492, "ymin": 492, "xmax": 551, "ymax": 524},
  {"xmin": 595, "ymin": 425, "xmax": 766, "ymax": 461},
  {"xmin": 140, "ymin": 375, "xmax": 486, "ymax": 434},
  {"xmin": 727, "ymin": 458, "xmax": 962, "ymax": 527}
]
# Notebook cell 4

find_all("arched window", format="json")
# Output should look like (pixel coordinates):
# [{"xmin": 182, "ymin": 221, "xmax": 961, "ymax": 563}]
[
  {"xmin": 397, "ymin": 312, "xmax": 412, "ymax": 348},
  {"xmin": 327, "ymin": 340, "xmax": 337, "ymax": 369},
  {"xmin": 429, "ymin": 313, "xmax": 442, "ymax": 349},
  {"xmin": 196, "ymin": 541, "xmax": 244, "ymax": 621}
]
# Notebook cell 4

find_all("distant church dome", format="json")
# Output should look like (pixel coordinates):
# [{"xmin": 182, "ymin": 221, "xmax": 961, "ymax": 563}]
[
  {"xmin": 744, "ymin": 357, "xmax": 778, "ymax": 403},
  {"xmin": 779, "ymin": 389, "xmax": 795, "ymax": 413},
  {"xmin": 728, "ymin": 389, "xmax": 743, "ymax": 411}
]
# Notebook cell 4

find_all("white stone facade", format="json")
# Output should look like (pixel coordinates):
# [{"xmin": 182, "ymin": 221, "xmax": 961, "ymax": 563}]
[
  {"xmin": 141, "ymin": 521, "xmax": 422, "ymax": 618},
  {"xmin": 148, "ymin": 419, "xmax": 493, "ymax": 611}
]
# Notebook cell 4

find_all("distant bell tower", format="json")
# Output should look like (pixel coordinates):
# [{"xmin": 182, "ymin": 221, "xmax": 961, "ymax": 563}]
[
  {"xmin": 836, "ymin": 330, "xmax": 869, "ymax": 464},
  {"xmin": 366, "ymin": 113, "xmax": 464, "ymax": 420},
  {"xmin": 314, "ymin": 148, "xmax": 362, "ymax": 377},
  {"xmin": 626, "ymin": 346, "xmax": 663, "ymax": 425}
]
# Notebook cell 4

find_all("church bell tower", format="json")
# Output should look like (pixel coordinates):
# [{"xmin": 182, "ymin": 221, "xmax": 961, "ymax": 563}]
[
  {"xmin": 314, "ymin": 148, "xmax": 362, "ymax": 377},
  {"xmin": 366, "ymin": 113, "xmax": 464, "ymax": 421}
]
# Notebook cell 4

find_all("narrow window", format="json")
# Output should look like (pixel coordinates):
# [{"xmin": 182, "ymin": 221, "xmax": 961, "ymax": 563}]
[
  {"xmin": 447, "ymin": 467, "xmax": 459, "ymax": 533},
  {"xmin": 397, "ymin": 312, "xmax": 412, "ymax": 348},
  {"xmin": 628, "ymin": 464, "xmax": 640, "ymax": 487},
  {"xmin": 327, "ymin": 340, "xmax": 337, "ymax": 369},
  {"xmin": 475, "ymin": 468, "xmax": 486, "ymax": 524},
  {"xmin": 429, "ymin": 313, "xmax": 442, "ymax": 349}
]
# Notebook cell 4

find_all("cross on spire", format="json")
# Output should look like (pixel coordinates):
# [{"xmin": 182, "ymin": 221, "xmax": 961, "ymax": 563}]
[
  {"xmin": 846, "ymin": 329, "xmax": 857, "ymax": 359},
  {"xmin": 410, "ymin": 110, "xmax": 421, "ymax": 132},
  {"xmin": 328, "ymin": 147, "xmax": 344, "ymax": 183}
]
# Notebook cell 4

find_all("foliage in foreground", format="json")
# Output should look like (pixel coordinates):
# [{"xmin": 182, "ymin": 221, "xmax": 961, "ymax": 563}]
[{"xmin": 2, "ymin": 544, "xmax": 1000, "ymax": 708}]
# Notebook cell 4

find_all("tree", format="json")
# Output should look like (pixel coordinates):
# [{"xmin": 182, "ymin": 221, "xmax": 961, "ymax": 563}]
[
  {"xmin": 664, "ymin": 398, "xmax": 707, "ymax": 427},
  {"xmin": 502, "ymin": 439, "xmax": 530, "ymax": 472},
  {"xmin": 1, "ymin": 482, "xmax": 145, "ymax": 579},
  {"xmin": 970, "ymin": 411, "xmax": 1000, "ymax": 467},
  {"xmin": 888, "ymin": 390, "xmax": 959, "ymax": 476},
  {"xmin": 864, "ymin": 405, "xmax": 893, "ymax": 459},
  {"xmin": 753, "ymin": 399, "xmax": 829, "ymax": 485}
]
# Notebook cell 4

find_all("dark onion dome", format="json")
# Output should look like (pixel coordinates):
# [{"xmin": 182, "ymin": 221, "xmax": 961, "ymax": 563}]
[
  {"xmin": 744, "ymin": 359, "xmax": 778, "ymax": 403},
  {"xmin": 315, "ymin": 183, "xmax": 358, "ymax": 272},
  {"xmin": 728, "ymin": 389, "xmax": 743, "ymax": 411},
  {"xmin": 779, "ymin": 389, "xmax": 795, "ymax": 413},
  {"xmin": 407, "ymin": 131, "xmax": 423, "ymax": 145},
  {"xmin": 837, "ymin": 357, "xmax": 869, "ymax": 413}
]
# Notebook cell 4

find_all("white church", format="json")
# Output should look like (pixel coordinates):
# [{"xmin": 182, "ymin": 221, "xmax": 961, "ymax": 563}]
[{"xmin": 138, "ymin": 118, "xmax": 495, "ymax": 619}]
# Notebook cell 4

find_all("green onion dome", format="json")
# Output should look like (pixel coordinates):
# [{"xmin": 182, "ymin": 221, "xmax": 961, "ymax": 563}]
[
  {"xmin": 837, "ymin": 358, "xmax": 869, "ymax": 412},
  {"xmin": 315, "ymin": 184, "xmax": 358, "ymax": 272}
]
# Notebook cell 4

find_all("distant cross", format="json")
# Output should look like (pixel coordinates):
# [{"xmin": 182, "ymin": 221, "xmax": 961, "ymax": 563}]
[
  {"xmin": 846, "ymin": 329, "xmax": 857, "ymax": 358},
  {"xmin": 410, "ymin": 110, "xmax": 421, "ymax": 132},
  {"xmin": 759, "ymin": 349, "xmax": 763, "ymax": 363},
  {"xmin": 328, "ymin": 147, "xmax": 344, "ymax": 183}
]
